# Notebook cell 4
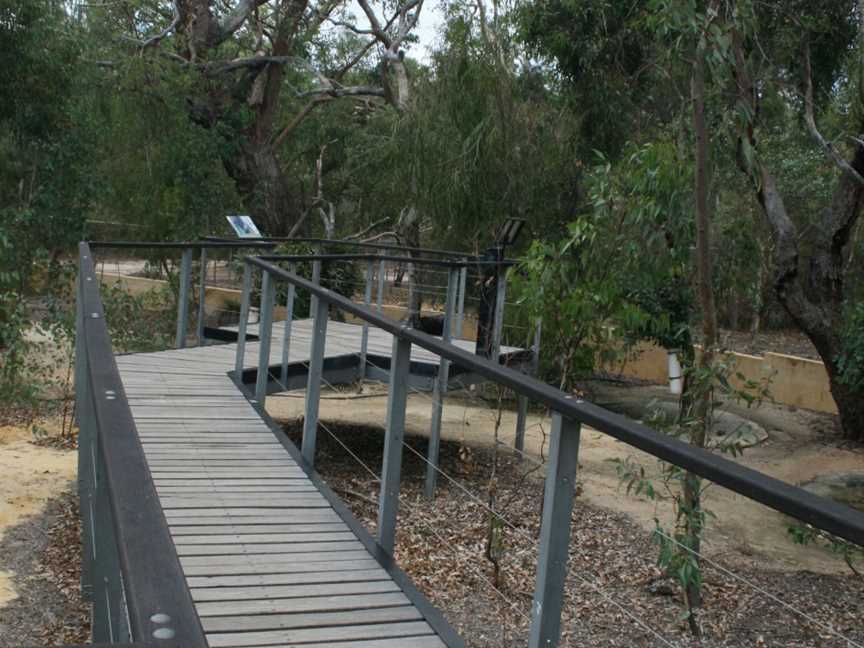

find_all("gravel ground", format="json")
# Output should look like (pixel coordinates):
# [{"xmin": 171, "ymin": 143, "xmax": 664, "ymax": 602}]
[
  {"xmin": 282, "ymin": 420, "xmax": 864, "ymax": 648},
  {"xmin": 0, "ymin": 492, "xmax": 89, "ymax": 648}
]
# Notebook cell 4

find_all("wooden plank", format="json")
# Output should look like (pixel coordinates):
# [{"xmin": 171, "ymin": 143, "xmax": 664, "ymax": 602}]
[
  {"xmin": 186, "ymin": 567, "xmax": 390, "ymax": 589},
  {"xmin": 175, "ymin": 540, "xmax": 364, "ymax": 556},
  {"xmin": 174, "ymin": 532, "xmax": 355, "ymax": 544},
  {"xmin": 201, "ymin": 606, "xmax": 423, "ymax": 633},
  {"xmin": 190, "ymin": 579, "xmax": 399, "ymax": 603},
  {"xmin": 180, "ymin": 549, "xmax": 371, "ymax": 567},
  {"xmin": 160, "ymin": 497, "xmax": 329, "ymax": 509},
  {"xmin": 155, "ymin": 479, "xmax": 310, "ymax": 487},
  {"xmin": 170, "ymin": 523, "xmax": 348, "ymax": 535},
  {"xmin": 156, "ymin": 486, "xmax": 319, "ymax": 494},
  {"xmin": 205, "ymin": 620, "xmax": 435, "ymax": 648},
  {"xmin": 181, "ymin": 557, "xmax": 380, "ymax": 578},
  {"xmin": 196, "ymin": 592, "xmax": 410, "ymax": 617},
  {"xmin": 166, "ymin": 514, "xmax": 342, "ymax": 526}
]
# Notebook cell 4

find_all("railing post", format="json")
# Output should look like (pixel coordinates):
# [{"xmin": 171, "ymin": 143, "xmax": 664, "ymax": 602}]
[
  {"xmin": 454, "ymin": 260, "xmax": 467, "ymax": 339},
  {"xmin": 280, "ymin": 262, "xmax": 296, "ymax": 387},
  {"xmin": 301, "ymin": 297, "xmax": 329, "ymax": 466},
  {"xmin": 255, "ymin": 269, "xmax": 276, "ymax": 404},
  {"xmin": 424, "ymin": 267, "xmax": 459, "ymax": 499},
  {"xmin": 75, "ymin": 262, "xmax": 94, "ymax": 600},
  {"xmin": 196, "ymin": 247, "xmax": 207, "ymax": 345},
  {"xmin": 378, "ymin": 336, "xmax": 412, "ymax": 554},
  {"xmin": 376, "ymin": 256, "xmax": 386, "ymax": 313},
  {"xmin": 309, "ymin": 244, "xmax": 322, "ymax": 318},
  {"xmin": 359, "ymin": 258, "xmax": 374, "ymax": 379},
  {"xmin": 174, "ymin": 247, "xmax": 193, "ymax": 349},
  {"xmin": 528, "ymin": 411, "xmax": 581, "ymax": 648},
  {"xmin": 405, "ymin": 260, "xmax": 417, "ymax": 322},
  {"xmin": 234, "ymin": 261, "xmax": 253, "ymax": 377},
  {"xmin": 516, "ymin": 318, "xmax": 543, "ymax": 456},
  {"xmin": 490, "ymin": 262, "xmax": 507, "ymax": 361}
]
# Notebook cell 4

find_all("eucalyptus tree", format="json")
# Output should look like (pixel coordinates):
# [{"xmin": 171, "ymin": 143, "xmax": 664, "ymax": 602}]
[{"xmin": 81, "ymin": 0, "xmax": 425, "ymax": 235}]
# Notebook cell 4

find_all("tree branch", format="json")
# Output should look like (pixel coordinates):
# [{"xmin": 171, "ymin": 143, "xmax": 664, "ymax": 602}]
[
  {"xmin": 215, "ymin": 0, "xmax": 270, "ymax": 45},
  {"xmin": 141, "ymin": 1, "xmax": 180, "ymax": 49},
  {"xmin": 804, "ymin": 41, "xmax": 864, "ymax": 188},
  {"xmin": 297, "ymin": 85, "xmax": 385, "ymax": 99},
  {"xmin": 344, "ymin": 217, "xmax": 391, "ymax": 240}
]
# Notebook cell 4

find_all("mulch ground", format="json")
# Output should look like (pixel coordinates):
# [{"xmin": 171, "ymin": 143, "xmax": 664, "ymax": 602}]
[
  {"xmin": 283, "ymin": 420, "xmax": 864, "ymax": 648},
  {"xmin": 0, "ymin": 492, "xmax": 90, "ymax": 648}
]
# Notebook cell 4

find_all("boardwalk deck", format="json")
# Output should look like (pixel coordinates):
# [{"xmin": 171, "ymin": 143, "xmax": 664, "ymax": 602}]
[{"xmin": 114, "ymin": 318, "xmax": 508, "ymax": 647}]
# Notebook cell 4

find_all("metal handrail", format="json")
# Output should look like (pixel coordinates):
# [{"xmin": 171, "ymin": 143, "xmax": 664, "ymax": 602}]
[
  {"xmin": 76, "ymin": 242, "xmax": 207, "ymax": 647},
  {"xmin": 257, "ymin": 252, "xmax": 516, "ymax": 268},
  {"xmin": 201, "ymin": 234, "xmax": 518, "ymax": 263},
  {"xmin": 242, "ymin": 252, "xmax": 864, "ymax": 648},
  {"xmin": 245, "ymin": 255, "xmax": 864, "ymax": 545}
]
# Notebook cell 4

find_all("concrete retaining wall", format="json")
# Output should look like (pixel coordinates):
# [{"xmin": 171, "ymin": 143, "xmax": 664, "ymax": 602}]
[{"xmin": 605, "ymin": 342, "xmax": 837, "ymax": 415}]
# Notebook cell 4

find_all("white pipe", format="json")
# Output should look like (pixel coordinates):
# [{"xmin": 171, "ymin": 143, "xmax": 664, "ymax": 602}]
[{"xmin": 668, "ymin": 351, "xmax": 683, "ymax": 395}]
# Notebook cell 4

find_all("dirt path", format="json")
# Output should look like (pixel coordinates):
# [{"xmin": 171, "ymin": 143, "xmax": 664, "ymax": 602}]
[
  {"xmin": 266, "ymin": 380, "xmax": 862, "ymax": 575},
  {"xmin": 0, "ymin": 419, "xmax": 77, "ymax": 608}
]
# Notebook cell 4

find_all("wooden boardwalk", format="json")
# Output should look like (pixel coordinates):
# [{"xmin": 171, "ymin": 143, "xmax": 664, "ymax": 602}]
[{"xmin": 114, "ymin": 319, "xmax": 504, "ymax": 648}]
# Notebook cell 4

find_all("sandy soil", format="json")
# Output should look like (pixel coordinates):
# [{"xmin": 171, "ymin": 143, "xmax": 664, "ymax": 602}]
[
  {"xmin": 0, "ymin": 419, "xmax": 77, "ymax": 608},
  {"xmin": 266, "ymin": 380, "xmax": 862, "ymax": 575}
]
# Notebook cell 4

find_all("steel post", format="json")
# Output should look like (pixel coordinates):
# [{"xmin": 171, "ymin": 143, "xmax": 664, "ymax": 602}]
[
  {"xmin": 359, "ymin": 258, "xmax": 374, "ymax": 379},
  {"xmin": 490, "ymin": 263, "xmax": 507, "ymax": 361},
  {"xmin": 377, "ymin": 336, "xmax": 412, "ymax": 554},
  {"xmin": 454, "ymin": 261, "xmax": 467, "ymax": 339},
  {"xmin": 528, "ymin": 412, "xmax": 581, "ymax": 648},
  {"xmin": 515, "ymin": 318, "xmax": 543, "ymax": 456},
  {"xmin": 174, "ymin": 247, "xmax": 193, "ymax": 348},
  {"xmin": 280, "ymin": 262, "xmax": 296, "ymax": 387},
  {"xmin": 234, "ymin": 262, "xmax": 253, "ymax": 377},
  {"xmin": 196, "ymin": 247, "xmax": 207, "ymax": 345},
  {"xmin": 255, "ymin": 270, "xmax": 276, "ymax": 404},
  {"xmin": 301, "ymin": 298, "xmax": 330, "ymax": 466},
  {"xmin": 309, "ymin": 244, "xmax": 322, "ymax": 318},
  {"xmin": 424, "ymin": 268, "xmax": 459, "ymax": 499},
  {"xmin": 376, "ymin": 257, "xmax": 386, "ymax": 312}
]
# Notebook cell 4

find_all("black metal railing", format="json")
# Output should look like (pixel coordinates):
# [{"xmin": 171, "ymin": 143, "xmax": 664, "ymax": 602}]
[
  {"xmin": 239, "ymin": 253, "xmax": 864, "ymax": 648},
  {"xmin": 73, "ymin": 242, "xmax": 208, "ymax": 647}
]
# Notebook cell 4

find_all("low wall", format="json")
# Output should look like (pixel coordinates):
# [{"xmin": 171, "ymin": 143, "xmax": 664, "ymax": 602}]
[{"xmin": 606, "ymin": 342, "xmax": 837, "ymax": 415}]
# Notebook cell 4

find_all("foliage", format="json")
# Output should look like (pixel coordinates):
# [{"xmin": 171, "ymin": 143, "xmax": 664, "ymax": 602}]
[
  {"xmin": 837, "ymin": 302, "xmax": 864, "ymax": 392},
  {"xmin": 788, "ymin": 523, "xmax": 864, "ymax": 578},
  {"xmin": 100, "ymin": 282, "xmax": 175, "ymax": 354}
]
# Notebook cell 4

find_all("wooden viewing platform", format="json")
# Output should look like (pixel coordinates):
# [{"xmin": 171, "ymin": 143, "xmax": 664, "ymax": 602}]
[{"xmin": 112, "ymin": 318, "xmax": 520, "ymax": 648}]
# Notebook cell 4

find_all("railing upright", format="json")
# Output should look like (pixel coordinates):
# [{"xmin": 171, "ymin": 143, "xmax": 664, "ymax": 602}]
[
  {"xmin": 280, "ymin": 262, "xmax": 296, "ymax": 386},
  {"xmin": 359, "ymin": 258, "xmax": 374, "ymax": 379},
  {"xmin": 490, "ymin": 261, "xmax": 507, "ymax": 360},
  {"xmin": 425, "ymin": 267, "xmax": 459, "ymax": 499},
  {"xmin": 174, "ymin": 247, "xmax": 193, "ymax": 349},
  {"xmin": 528, "ymin": 412, "xmax": 581, "ymax": 648},
  {"xmin": 376, "ymin": 254, "xmax": 386, "ymax": 313},
  {"xmin": 301, "ymin": 298, "xmax": 330, "ymax": 466},
  {"xmin": 378, "ymin": 336, "xmax": 412, "ymax": 555},
  {"xmin": 234, "ymin": 262, "xmax": 253, "ymax": 377},
  {"xmin": 454, "ymin": 260, "xmax": 468, "ymax": 339},
  {"xmin": 515, "ymin": 318, "xmax": 543, "ymax": 456},
  {"xmin": 195, "ymin": 247, "xmax": 207, "ymax": 345},
  {"xmin": 309, "ymin": 243, "xmax": 322, "ymax": 318},
  {"xmin": 255, "ymin": 269, "xmax": 276, "ymax": 404}
]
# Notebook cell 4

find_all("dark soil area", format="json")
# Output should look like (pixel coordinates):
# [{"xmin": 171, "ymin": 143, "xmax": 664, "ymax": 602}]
[
  {"xmin": 282, "ymin": 419, "xmax": 863, "ymax": 648},
  {"xmin": 0, "ymin": 492, "xmax": 90, "ymax": 648}
]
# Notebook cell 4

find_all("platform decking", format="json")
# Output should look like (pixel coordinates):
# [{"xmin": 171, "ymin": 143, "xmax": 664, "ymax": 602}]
[{"xmin": 113, "ymin": 318, "xmax": 508, "ymax": 648}]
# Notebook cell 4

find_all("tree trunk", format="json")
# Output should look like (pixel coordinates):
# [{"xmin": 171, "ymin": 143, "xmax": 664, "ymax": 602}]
[{"xmin": 683, "ymin": 36, "xmax": 718, "ymax": 639}]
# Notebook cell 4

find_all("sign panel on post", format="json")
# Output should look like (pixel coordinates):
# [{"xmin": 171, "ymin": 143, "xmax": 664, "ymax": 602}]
[{"xmin": 226, "ymin": 215, "xmax": 262, "ymax": 238}]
